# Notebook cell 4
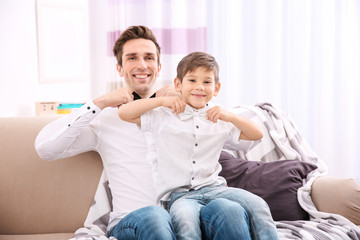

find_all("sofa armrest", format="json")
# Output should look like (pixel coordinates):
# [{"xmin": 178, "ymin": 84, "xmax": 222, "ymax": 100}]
[{"xmin": 311, "ymin": 176, "xmax": 360, "ymax": 225}]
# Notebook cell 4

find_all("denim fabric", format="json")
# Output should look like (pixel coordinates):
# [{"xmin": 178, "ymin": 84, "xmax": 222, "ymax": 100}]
[
  {"xmin": 109, "ymin": 206, "xmax": 176, "ymax": 240},
  {"xmin": 168, "ymin": 185, "xmax": 279, "ymax": 240}
]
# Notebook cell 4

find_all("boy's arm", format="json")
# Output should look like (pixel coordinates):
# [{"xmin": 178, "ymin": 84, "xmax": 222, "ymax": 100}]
[
  {"xmin": 118, "ymin": 96, "xmax": 186, "ymax": 125},
  {"xmin": 207, "ymin": 106, "xmax": 263, "ymax": 141}
]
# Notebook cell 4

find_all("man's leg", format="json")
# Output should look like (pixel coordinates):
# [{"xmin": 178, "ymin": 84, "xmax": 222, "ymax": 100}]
[
  {"xmin": 200, "ymin": 198, "xmax": 251, "ymax": 240},
  {"xmin": 109, "ymin": 206, "xmax": 175, "ymax": 240}
]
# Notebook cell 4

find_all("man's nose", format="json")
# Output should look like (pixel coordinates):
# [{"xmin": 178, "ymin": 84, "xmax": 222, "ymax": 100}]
[{"xmin": 138, "ymin": 59, "xmax": 147, "ymax": 69}]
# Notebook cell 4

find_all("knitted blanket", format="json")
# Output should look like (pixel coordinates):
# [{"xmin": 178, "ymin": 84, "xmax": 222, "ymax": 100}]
[{"xmin": 71, "ymin": 103, "xmax": 360, "ymax": 240}]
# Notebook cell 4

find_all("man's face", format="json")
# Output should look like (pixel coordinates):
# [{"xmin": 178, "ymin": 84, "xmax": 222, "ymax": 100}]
[
  {"xmin": 117, "ymin": 38, "xmax": 161, "ymax": 98},
  {"xmin": 175, "ymin": 67, "xmax": 220, "ymax": 109}
]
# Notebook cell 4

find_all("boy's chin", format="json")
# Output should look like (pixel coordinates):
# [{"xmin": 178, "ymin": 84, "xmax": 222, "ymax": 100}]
[{"xmin": 188, "ymin": 102, "xmax": 207, "ymax": 109}]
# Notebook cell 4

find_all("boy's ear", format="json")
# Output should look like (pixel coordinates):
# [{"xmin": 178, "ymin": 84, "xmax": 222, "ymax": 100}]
[
  {"xmin": 213, "ymin": 82, "xmax": 221, "ymax": 96},
  {"xmin": 174, "ymin": 78, "xmax": 182, "ymax": 92}
]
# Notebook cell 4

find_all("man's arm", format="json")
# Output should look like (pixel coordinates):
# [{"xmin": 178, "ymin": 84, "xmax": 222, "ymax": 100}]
[
  {"xmin": 35, "ymin": 87, "xmax": 134, "ymax": 160},
  {"xmin": 207, "ymin": 106, "xmax": 263, "ymax": 141},
  {"xmin": 118, "ymin": 96, "xmax": 185, "ymax": 125}
]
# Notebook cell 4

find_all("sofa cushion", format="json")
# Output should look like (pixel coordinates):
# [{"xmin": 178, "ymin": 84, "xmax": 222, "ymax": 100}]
[
  {"xmin": 219, "ymin": 151, "xmax": 318, "ymax": 221},
  {"xmin": 0, "ymin": 233, "xmax": 73, "ymax": 240}
]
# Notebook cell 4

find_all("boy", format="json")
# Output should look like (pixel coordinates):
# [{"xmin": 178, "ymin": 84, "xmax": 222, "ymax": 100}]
[{"xmin": 118, "ymin": 52, "xmax": 279, "ymax": 240}]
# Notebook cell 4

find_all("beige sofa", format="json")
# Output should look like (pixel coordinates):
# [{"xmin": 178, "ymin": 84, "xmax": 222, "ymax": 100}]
[
  {"xmin": 0, "ymin": 117, "xmax": 359, "ymax": 240},
  {"xmin": 0, "ymin": 117, "xmax": 103, "ymax": 240}
]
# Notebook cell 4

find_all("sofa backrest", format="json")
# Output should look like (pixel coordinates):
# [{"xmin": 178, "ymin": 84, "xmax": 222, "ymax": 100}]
[{"xmin": 0, "ymin": 117, "xmax": 103, "ymax": 234}]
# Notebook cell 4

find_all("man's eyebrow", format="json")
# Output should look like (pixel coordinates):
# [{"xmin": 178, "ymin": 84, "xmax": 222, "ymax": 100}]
[
  {"xmin": 124, "ymin": 52, "xmax": 156, "ymax": 57},
  {"xmin": 125, "ymin": 53, "xmax": 137, "ymax": 57}
]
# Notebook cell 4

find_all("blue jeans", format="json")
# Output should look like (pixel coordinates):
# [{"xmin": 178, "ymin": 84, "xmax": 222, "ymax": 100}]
[
  {"xmin": 169, "ymin": 185, "xmax": 279, "ymax": 240},
  {"xmin": 109, "ymin": 206, "xmax": 176, "ymax": 240}
]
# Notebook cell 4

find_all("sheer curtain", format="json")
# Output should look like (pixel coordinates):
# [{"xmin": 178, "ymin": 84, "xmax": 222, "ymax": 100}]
[{"xmin": 105, "ymin": 0, "xmax": 360, "ymax": 180}]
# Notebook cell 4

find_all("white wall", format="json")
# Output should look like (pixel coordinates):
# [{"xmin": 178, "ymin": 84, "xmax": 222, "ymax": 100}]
[
  {"xmin": 0, "ymin": 0, "xmax": 91, "ymax": 117},
  {"xmin": 0, "ymin": 0, "xmax": 38, "ymax": 116}
]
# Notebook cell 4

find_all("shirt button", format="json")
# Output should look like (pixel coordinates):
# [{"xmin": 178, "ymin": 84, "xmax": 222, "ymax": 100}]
[
  {"xmin": 195, "ymin": 143, "xmax": 198, "ymax": 147},
  {"xmin": 196, "ymin": 125, "xmax": 199, "ymax": 129},
  {"xmin": 92, "ymin": 110, "xmax": 96, "ymax": 114},
  {"xmin": 87, "ymin": 106, "xmax": 90, "ymax": 110},
  {"xmin": 192, "ymin": 161, "xmax": 196, "ymax": 164},
  {"xmin": 192, "ymin": 177, "xmax": 194, "ymax": 180}
]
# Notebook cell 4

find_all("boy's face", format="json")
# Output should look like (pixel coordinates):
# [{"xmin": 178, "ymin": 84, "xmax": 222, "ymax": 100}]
[
  {"xmin": 174, "ymin": 67, "xmax": 220, "ymax": 109},
  {"xmin": 117, "ymin": 38, "xmax": 161, "ymax": 98}
]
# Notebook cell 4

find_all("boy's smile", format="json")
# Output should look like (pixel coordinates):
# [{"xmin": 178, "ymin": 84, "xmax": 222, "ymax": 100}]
[{"xmin": 175, "ymin": 67, "xmax": 221, "ymax": 109}]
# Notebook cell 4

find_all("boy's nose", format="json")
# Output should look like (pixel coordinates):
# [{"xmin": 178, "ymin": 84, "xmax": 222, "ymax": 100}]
[{"xmin": 195, "ymin": 83, "xmax": 204, "ymax": 90}]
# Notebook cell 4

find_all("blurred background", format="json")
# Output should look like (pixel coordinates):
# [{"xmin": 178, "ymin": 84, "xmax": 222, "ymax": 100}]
[{"xmin": 0, "ymin": 0, "xmax": 359, "ymax": 180}]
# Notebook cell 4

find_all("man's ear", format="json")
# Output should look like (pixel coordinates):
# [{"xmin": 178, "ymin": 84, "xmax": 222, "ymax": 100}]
[
  {"xmin": 213, "ymin": 82, "xmax": 221, "ymax": 96},
  {"xmin": 116, "ymin": 64, "xmax": 124, "ymax": 77},
  {"xmin": 156, "ymin": 63, "xmax": 162, "ymax": 77},
  {"xmin": 174, "ymin": 77, "xmax": 182, "ymax": 92}
]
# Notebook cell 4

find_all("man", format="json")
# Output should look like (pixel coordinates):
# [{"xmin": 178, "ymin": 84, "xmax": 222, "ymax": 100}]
[{"xmin": 35, "ymin": 25, "xmax": 250, "ymax": 240}]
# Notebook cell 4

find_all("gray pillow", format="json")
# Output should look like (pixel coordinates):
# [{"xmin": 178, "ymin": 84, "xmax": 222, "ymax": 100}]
[{"xmin": 219, "ymin": 151, "xmax": 318, "ymax": 221}]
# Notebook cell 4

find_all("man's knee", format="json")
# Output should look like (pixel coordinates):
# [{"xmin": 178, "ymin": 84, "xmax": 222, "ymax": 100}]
[{"xmin": 202, "ymin": 198, "xmax": 248, "ymax": 220}]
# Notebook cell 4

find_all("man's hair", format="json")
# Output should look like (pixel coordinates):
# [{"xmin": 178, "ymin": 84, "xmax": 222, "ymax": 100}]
[
  {"xmin": 176, "ymin": 51, "xmax": 219, "ymax": 83},
  {"xmin": 113, "ymin": 25, "xmax": 161, "ymax": 66}
]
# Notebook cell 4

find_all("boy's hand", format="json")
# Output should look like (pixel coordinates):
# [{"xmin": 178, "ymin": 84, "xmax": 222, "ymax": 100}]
[
  {"xmin": 207, "ymin": 106, "xmax": 235, "ymax": 123},
  {"xmin": 161, "ymin": 96, "xmax": 186, "ymax": 114}
]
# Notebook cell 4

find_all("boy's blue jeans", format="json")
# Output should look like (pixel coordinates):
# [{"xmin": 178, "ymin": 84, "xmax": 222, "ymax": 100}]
[{"xmin": 169, "ymin": 185, "xmax": 280, "ymax": 240}]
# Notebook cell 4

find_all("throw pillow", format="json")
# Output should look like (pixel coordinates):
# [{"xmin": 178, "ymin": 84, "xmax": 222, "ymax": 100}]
[{"xmin": 219, "ymin": 151, "xmax": 318, "ymax": 221}]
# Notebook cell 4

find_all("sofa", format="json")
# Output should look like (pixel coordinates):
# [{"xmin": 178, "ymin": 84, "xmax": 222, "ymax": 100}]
[
  {"xmin": 0, "ymin": 117, "xmax": 103, "ymax": 240},
  {"xmin": 0, "ymin": 116, "xmax": 359, "ymax": 240}
]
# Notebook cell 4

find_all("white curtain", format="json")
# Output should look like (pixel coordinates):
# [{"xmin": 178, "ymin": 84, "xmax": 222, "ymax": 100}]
[{"xmin": 105, "ymin": 0, "xmax": 360, "ymax": 180}]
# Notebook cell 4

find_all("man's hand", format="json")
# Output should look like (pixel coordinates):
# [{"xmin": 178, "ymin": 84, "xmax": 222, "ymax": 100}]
[
  {"xmin": 207, "ymin": 106, "xmax": 235, "ymax": 123},
  {"xmin": 160, "ymin": 96, "xmax": 186, "ymax": 114},
  {"xmin": 94, "ymin": 88, "xmax": 134, "ymax": 110},
  {"xmin": 156, "ymin": 85, "xmax": 182, "ymax": 98}
]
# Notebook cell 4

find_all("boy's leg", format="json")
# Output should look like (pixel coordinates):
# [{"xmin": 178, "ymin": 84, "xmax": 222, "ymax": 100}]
[
  {"xmin": 204, "ymin": 185, "xmax": 279, "ymax": 240},
  {"xmin": 108, "ymin": 205, "xmax": 175, "ymax": 240},
  {"xmin": 168, "ymin": 191, "xmax": 204, "ymax": 240},
  {"xmin": 200, "ymin": 198, "xmax": 251, "ymax": 240}
]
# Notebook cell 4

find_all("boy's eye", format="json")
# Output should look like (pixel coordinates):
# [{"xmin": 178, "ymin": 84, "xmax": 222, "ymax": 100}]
[
  {"xmin": 188, "ymin": 79, "xmax": 195, "ymax": 82},
  {"xmin": 204, "ymin": 81, "xmax": 212, "ymax": 84}
]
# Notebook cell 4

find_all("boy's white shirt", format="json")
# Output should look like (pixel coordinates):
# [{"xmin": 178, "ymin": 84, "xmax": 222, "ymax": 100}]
[{"xmin": 140, "ymin": 102, "xmax": 254, "ymax": 203}]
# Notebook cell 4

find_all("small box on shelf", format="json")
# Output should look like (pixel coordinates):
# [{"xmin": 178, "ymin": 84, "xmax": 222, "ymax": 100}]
[{"xmin": 35, "ymin": 102, "xmax": 58, "ymax": 116}]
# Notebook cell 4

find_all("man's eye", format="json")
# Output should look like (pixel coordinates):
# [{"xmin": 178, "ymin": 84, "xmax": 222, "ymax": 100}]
[
  {"xmin": 128, "ymin": 57, "xmax": 135, "ymax": 60},
  {"xmin": 147, "ymin": 56, "xmax": 154, "ymax": 60}
]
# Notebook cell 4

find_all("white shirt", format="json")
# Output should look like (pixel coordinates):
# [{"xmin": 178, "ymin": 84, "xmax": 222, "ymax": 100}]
[
  {"xmin": 141, "ymin": 103, "xmax": 253, "ymax": 203},
  {"xmin": 35, "ymin": 101, "xmax": 156, "ymax": 232}
]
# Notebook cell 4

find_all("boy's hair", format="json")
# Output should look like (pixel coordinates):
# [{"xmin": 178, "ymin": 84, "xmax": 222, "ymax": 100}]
[
  {"xmin": 176, "ymin": 51, "xmax": 219, "ymax": 83},
  {"xmin": 113, "ymin": 25, "xmax": 161, "ymax": 66}
]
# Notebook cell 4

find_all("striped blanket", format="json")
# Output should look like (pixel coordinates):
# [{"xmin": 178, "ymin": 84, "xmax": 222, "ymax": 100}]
[{"xmin": 71, "ymin": 103, "xmax": 360, "ymax": 240}]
